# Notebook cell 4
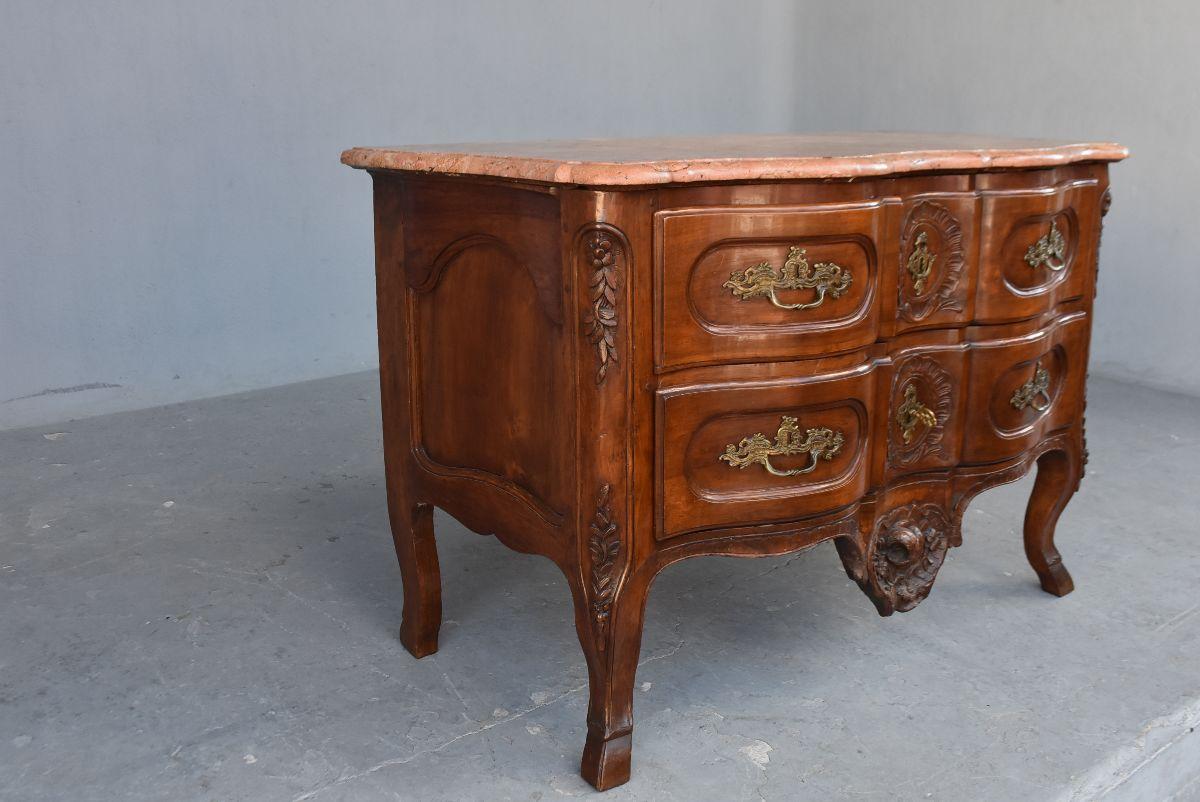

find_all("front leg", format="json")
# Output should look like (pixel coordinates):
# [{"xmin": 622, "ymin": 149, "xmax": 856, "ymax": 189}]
[
  {"xmin": 1023, "ymin": 446, "xmax": 1079, "ymax": 596},
  {"xmin": 569, "ymin": 558, "xmax": 653, "ymax": 791}
]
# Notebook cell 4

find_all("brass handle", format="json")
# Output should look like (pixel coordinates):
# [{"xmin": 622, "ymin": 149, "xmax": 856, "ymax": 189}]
[
  {"xmin": 723, "ymin": 246, "xmax": 852, "ymax": 311},
  {"xmin": 719, "ymin": 415, "xmax": 845, "ymax": 477},
  {"xmin": 895, "ymin": 384, "xmax": 938, "ymax": 444},
  {"xmin": 1024, "ymin": 221, "xmax": 1067, "ymax": 272},
  {"xmin": 1010, "ymin": 361, "xmax": 1051, "ymax": 411}
]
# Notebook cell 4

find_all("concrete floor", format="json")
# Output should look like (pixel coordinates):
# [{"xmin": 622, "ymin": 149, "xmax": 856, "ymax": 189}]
[{"xmin": 2, "ymin": 373, "xmax": 1199, "ymax": 802}]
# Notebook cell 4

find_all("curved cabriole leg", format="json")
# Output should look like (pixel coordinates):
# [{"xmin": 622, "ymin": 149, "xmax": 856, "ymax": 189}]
[
  {"xmin": 572, "ymin": 568, "xmax": 653, "ymax": 791},
  {"xmin": 1023, "ymin": 448, "xmax": 1078, "ymax": 597},
  {"xmin": 390, "ymin": 500, "xmax": 442, "ymax": 658}
]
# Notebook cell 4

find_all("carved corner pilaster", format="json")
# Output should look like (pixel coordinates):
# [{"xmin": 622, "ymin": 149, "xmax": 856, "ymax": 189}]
[
  {"xmin": 837, "ymin": 503, "xmax": 953, "ymax": 616},
  {"xmin": 587, "ymin": 483, "xmax": 621, "ymax": 648}
]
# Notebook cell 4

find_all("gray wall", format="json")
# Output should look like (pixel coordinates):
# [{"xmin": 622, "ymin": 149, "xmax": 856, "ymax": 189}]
[
  {"xmin": 786, "ymin": 0, "xmax": 1198, "ymax": 396},
  {"xmin": 1, "ymin": 1, "xmax": 1194, "ymax": 430},
  {"xmin": 0, "ymin": 0, "xmax": 796, "ymax": 429}
]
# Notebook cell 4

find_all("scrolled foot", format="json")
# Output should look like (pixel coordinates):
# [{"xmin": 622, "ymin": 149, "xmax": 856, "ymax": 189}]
[
  {"xmin": 399, "ymin": 613, "xmax": 439, "ymax": 659},
  {"xmin": 1035, "ymin": 557, "xmax": 1075, "ymax": 597},
  {"xmin": 581, "ymin": 726, "xmax": 633, "ymax": 791}
]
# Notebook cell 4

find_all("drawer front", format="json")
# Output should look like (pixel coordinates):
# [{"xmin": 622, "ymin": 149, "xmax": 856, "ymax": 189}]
[
  {"xmin": 656, "ymin": 367, "xmax": 878, "ymax": 539},
  {"xmin": 963, "ymin": 313, "xmax": 1090, "ymax": 463},
  {"xmin": 654, "ymin": 202, "xmax": 892, "ymax": 371},
  {"xmin": 976, "ymin": 181, "xmax": 1100, "ymax": 322}
]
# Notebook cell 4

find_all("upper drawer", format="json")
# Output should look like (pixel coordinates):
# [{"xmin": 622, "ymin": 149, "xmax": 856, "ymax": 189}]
[
  {"xmin": 976, "ymin": 180, "xmax": 1100, "ymax": 322},
  {"xmin": 654, "ymin": 202, "xmax": 894, "ymax": 371}
]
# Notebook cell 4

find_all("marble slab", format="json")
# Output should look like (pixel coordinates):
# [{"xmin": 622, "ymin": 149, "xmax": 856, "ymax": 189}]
[{"xmin": 341, "ymin": 133, "xmax": 1128, "ymax": 186}]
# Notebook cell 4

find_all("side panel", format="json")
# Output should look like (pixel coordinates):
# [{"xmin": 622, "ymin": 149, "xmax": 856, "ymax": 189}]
[{"xmin": 373, "ymin": 174, "xmax": 574, "ymax": 560}]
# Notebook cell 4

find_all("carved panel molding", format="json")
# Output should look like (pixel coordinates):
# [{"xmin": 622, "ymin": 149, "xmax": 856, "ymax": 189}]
[{"xmin": 898, "ymin": 201, "xmax": 966, "ymax": 322}]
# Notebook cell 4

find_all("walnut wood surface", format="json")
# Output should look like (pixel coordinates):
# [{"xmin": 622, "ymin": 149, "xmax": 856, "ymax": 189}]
[
  {"xmin": 353, "ymin": 144, "xmax": 1119, "ymax": 790},
  {"xmin": 343, "ymin": 132, "xmax": 1126, "ymax": 185}
]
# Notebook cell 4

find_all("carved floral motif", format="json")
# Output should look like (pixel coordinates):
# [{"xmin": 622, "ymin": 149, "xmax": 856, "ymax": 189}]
[
  {"xmin": 583, "ymin": 230, "xmax": 620, "ymax": 384},
  {"xmin": 588, "ymin": 483, "xmax": 620, "ymax": 647}
]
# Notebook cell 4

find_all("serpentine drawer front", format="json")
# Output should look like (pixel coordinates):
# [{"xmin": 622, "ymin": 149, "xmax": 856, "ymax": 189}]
[{"xmin": 341, "ymin": 134, "xmax": 1126, "ymax": 791}]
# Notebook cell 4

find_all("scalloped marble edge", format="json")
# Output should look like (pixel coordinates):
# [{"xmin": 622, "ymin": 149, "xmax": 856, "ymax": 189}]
[{"xmin": 341, "ymin": 139, "xmax": 1128, "ymax": 186}]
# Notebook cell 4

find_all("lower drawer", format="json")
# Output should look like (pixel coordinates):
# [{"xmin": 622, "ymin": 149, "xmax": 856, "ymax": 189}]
[
  {"xmin": 656, "ymin": 366, "xmax": 877, "ymax": 540},
  {"xmin": 962, "ymin": 312, "xmax": 1090, "ymax": 463}
]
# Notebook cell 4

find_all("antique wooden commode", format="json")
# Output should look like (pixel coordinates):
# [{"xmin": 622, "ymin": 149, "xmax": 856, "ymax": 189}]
[{"xmin": 341, "ymin": 134, "xmax": 1126, "ymax": 790}]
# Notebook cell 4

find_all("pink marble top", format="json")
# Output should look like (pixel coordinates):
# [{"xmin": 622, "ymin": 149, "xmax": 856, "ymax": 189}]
[{"xmin": 341, "ymin": 133, "xmax": 1127, "ymax": 186}]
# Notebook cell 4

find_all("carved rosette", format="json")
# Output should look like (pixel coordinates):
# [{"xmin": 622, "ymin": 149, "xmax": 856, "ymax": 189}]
[
  {"xmin": 899, "ymin": 202, "xmax": 966, "ymax": 322},
  {"xmin": 888, "ymin": 356, "xmax": 953, "ymax": 468},
  {"xmin": 839, "ymin": 503, "xmax": 952, "ymax": 616},
  {"xmin": 587, "ymin": 483, "xmax": 620, "ymax": 648},
  {"xmin": 581, "ymin": 227, "xmax": 622, "ymax": 384}
]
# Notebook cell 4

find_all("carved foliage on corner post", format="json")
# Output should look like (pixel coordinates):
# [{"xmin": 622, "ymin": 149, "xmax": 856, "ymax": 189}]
[
  {"xmin": 581, "ymin": 226, "xmax": 624, "ymax": 385},
  {"xmin": 838, "ymin": 503, "xmax": 952, "ymax": 616},
  {"xmin": 1081, "ymin": 189, "xmax": 1111, "ymax": 486},
  {"xmin": 587, "ymin": 483, "xmax": 621, "ymax": 648},
  {"xmin": 1096, "ymin": 188, "xmax": 1113, "ymax": 286},
  {"xmin": 578, "ymin": 221, "xmax": 630, "ymax": 646}
]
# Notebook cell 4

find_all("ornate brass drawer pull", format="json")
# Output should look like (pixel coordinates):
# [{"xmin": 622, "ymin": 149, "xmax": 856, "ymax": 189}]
[
  {"xmin": 895, "ymin": 384, "xmax": 938, "ymax": 444},
  {"xmin": 1024, "ymin": 221, "xmax": 1067, "ymax": 271},
  {"xmin": 719, "ymin": 415, "xmax": 845, "ymax": 477},
  {"xmin": 1011, "ymin": 361, "xmax": 1051, "ymax": 411},
  {"xmin": 723, "ymin": 246, "xmax": 852, "ymax": 311}
]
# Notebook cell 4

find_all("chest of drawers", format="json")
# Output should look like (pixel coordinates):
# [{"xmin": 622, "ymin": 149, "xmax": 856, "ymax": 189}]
[{"xmin": 342, "ymin": 134, "xmax": 1126, "ymax": 790}]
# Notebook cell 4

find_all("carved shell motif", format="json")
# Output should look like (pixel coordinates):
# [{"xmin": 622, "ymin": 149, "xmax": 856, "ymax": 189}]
[
  {"xmin": 839, "ymin": 503, "xmax": 952, "ymax": 616},
  {"xmin": 888, "ymin": 356, "xmax": 953, "ymax": 468},
  {"xmin": 899, "ymin": 202, "xmax": 966, "ymax": 322}
]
